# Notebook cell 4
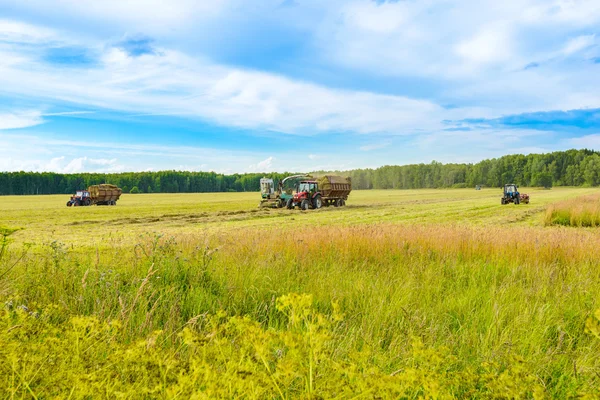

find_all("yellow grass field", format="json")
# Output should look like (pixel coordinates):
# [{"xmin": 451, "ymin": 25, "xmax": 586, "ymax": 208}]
[{"xmin": 1, "ymin": 187, "xmax": 600, "ymax": 398}]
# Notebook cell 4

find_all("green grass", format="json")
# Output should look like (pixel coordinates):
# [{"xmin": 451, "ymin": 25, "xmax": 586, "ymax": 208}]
[{"xmin": 1, "ymin": 188, "xmax": 600, "ymax": 398}]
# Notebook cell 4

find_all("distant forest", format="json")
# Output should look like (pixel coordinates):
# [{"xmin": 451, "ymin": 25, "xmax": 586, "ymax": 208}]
[{"xmin": 2, "ymin": 149, "xmax": 600, "ymax": 195}]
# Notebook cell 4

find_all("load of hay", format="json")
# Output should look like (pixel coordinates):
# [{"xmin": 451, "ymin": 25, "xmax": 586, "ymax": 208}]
[
  {"xmin": 316, "ymin": 175, "xmax": 352, "ymax": 197},
  {"xmin": 89, "ymin": 184, "xmax": 122, "ymax": 201}
]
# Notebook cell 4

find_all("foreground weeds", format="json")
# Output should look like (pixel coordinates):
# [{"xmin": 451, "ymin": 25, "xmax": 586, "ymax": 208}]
[
  {"xmin": 3, "ymin": 293, "xmax": 584, "ymax": 398},
  {"xmin": 544, "ymin": 193, "xmax": 600, "ymax": 227},
  {"xmin": 1, "ymin": 225, "xmax": 600, "ymax": 397}
]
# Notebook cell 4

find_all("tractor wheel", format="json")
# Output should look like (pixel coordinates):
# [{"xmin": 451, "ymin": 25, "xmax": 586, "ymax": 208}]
[
  {"xmin": 84, "ymin": 198, "xmax": 91, "ymax": 206},
  {"xmin": 300, "ymin": 199, "xmax": 310, "ymax": 211},
  {"xmin": 66, "ymin": 201, "xmax": 72, "ymax": 207},
  {"xmin": 286, "ymin": 198, "xmax": 294, "ymax": 209},
  {"xmin": 313, "ymin": 195, "xmax": 322, "ymax": 209},
  {"xmin": 73, "ymin": 200, "xmax": 79, "ymax": 207},
  {"xmin": 515, "ymin": 196, "xmax": 520, "ymax": 205},
  {"xmin": 501, "ymin": 198, "xmax": 505, "ymax": 205}
]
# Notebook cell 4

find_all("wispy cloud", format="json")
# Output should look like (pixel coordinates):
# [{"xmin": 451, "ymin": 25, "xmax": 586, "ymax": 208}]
[
  {"xmin": 360, "ymin": 140, "xmax": 392, "ymax": 151},
  {"xmin": 0, "ymin": 110, "xmax": 44, "ymax": 130}
]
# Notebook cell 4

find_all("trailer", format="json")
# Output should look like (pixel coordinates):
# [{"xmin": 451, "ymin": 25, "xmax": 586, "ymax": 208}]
[
  {"xmin": 67, "ymin": 184, "xmax": 122, "ymax": 206},
  {"xmin": 288, "ymin": 175, "xmax": 352, "ymax": 210}
]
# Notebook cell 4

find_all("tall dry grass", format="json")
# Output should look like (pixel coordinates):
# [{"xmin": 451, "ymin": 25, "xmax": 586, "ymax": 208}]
[
  {"xmin": 545, "ymin": 193, "xmax": 600, "ymax": 226},
  {"xmin": 1, "ymin": 224, "xmax": 600, "ymax": 397}
]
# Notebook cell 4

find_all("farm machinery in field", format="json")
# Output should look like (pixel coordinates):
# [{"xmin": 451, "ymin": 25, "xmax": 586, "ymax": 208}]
[
  {"xmin": 260, "ymin": 174, "xmax": 352, "ymax": 210},
  {"xmin": 67, "ymin": 184, "xmax": 122, "ymax": 206},
  {"xmin": 259, "ymin": 174, "xmax": 309, "ymax": 208},
  {"xmin": 287, "ymin": 175, "xmax": 352, "ymax": 210},
  {"xmin": 501, "ymin": 184, "xmax": 529, "ymax": 205}
]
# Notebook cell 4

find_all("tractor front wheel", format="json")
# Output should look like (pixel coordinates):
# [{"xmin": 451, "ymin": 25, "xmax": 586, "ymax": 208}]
[
  {"xmin": 66, "ymin": 201, "xmax": 72, "ymax": 207},
  {"xmin": 300, "ymin": 199, "xmax": 310, "ymax": 211}
]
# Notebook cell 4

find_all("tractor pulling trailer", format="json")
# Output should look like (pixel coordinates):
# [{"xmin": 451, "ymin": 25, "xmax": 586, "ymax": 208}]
[
  {"xmin": 67, "ymin": 184, "xmax": 122, "ymax": 206},
  {"xmin": 260, "ymin": 175, "xmax": 352, "ymax": 210},
  {"xmin": 288, "ymin": 175, "xmax": 352, "ymax": 210}
]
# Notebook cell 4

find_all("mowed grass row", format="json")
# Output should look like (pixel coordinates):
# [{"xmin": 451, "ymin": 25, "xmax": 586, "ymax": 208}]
[
  {"xmin": 1, "ymin": 222, "xmax": 600, "ymax": 397},
  {"xmin": 1, "ymin": 187, "xmax": 597, "ymax": 246}
]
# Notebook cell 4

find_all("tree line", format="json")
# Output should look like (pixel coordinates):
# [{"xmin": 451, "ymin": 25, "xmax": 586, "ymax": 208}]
[{"xmin": 1, "ymin": 149, "xmax": 600, "ymax": 195}]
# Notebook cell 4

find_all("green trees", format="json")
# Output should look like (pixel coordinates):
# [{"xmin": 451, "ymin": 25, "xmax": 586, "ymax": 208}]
[{"xmin": 1, "ymin": 149, "xmax": 600, "ymax": 195}]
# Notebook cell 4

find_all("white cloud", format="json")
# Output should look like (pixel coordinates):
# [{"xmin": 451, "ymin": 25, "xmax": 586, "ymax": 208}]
[
  {"xmin": 456, "ymin": 24, "xmax": 513, "ymax": 66},
  {"xmin": 562, "ymin": 34, "xmax": 596, "ymax": 56},
  {"xmin": 0, "ymin": 38, "xmax": 446, "ymax": 135},
  {"xmin": 249, "ymin": 156, "xmax": 275, "ymax": 172},
  {"xmin": 0, "ymin": 110, "xmax": 44, "ymax": 130},
  {"xmin": 360, "ymin": 140, "xmax": 392, "ymax": 152},
  {"xmin": 0, "ymin": 19, "xmax": 57, "ymax": 43}
]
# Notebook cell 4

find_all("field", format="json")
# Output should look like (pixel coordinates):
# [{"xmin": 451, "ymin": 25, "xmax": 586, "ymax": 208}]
[{"xmin": 1, "ymin": 187, "xmax": 600, "ymax": 398}]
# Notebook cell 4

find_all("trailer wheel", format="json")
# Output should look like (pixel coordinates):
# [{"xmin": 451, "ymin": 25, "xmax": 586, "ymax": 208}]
[
  {"xmin": 286, "ymin": 198, "xmax": 294, "ymax": 209},
  {"xmin": 340, "ymin": 199, "xmax": 346, "ymax": 207},
  {"xmin": 313, "ymin": 195, "xmax": 322, "ymax": 209},
  {"xmin": 300, "ymin": 199, "xmax": 310, "ymax": 210}
]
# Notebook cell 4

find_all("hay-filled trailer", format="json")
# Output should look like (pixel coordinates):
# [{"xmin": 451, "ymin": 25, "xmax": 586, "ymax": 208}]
[{"xmin": 67, "ymin": 184, "xmax": 122, "ymax": 206}]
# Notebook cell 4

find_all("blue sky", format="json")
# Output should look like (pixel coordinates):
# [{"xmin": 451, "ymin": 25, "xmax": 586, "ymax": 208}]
[{"xmin": 0, "ymin": 0, "xmax": 599, "ymax": 173}]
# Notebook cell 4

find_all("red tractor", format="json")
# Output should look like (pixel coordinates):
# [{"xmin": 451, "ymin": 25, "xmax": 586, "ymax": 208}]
[
  {"xmin": 67, "ymin": 190, "xmax": 93, "ymax": 206},
  {"xmin": 287, "ymin": 176, "xmax": 351, "ymax": 210}
]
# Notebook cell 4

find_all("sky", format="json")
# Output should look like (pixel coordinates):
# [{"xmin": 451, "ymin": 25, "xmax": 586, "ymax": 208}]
[{"xmin": 0, "ymin": 0, "xmax": 599, "ymax": 174}]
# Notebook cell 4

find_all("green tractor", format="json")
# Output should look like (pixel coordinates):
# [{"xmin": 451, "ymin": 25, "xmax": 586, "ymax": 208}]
[{"xmin": 259, "ymin": 175, "xmax": 310, "ymax": 208}]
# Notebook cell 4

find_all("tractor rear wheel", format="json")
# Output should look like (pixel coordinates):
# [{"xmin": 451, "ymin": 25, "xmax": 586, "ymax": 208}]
[
  {"xmin": 301, "ymin": 199, "xmax": 310, "ymax": 210},
  {"xmin": 313, "ymin": 195, "xmax": 322, "ymax": 209},
  {"xmin": 84, "ymin": 198, "xmax": 91, "ymax": 206}
]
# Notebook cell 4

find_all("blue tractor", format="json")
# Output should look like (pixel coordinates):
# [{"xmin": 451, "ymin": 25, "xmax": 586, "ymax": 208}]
[{"xmin": 501, "ymin": 184, "xmax": 529, "ymax": 205}]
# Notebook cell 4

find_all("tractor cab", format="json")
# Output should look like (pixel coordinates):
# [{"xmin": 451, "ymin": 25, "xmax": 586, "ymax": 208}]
[
  {"xmin": 260, "ymin": 178, "xmax": 275, "ymax": 199},
  {"xmin": 294, "ymin": 181, "xmax": 318, "ymax": 201},
  {"xmin": 504, "ymin": 184, "xmax": 519, "ymax": 196}
]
